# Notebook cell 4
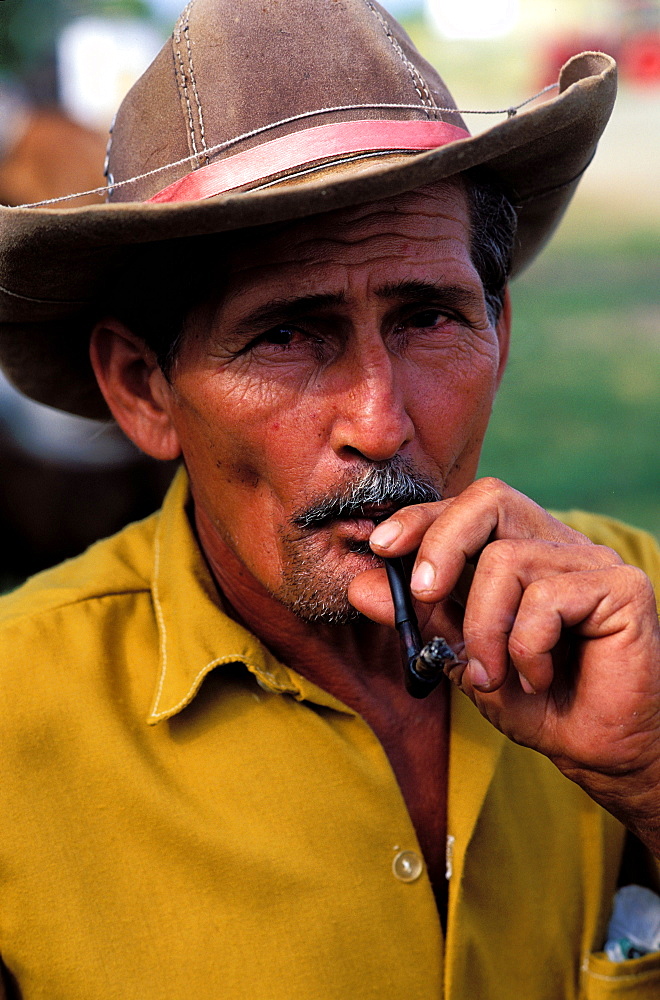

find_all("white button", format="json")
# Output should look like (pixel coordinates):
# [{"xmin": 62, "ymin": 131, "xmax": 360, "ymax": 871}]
[{"xmin": 392, "ymin": 850, "xmax": 424, "ymax": 882}]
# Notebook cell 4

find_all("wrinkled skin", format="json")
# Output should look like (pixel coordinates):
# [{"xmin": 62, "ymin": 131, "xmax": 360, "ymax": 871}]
[{"xmin": 91, "ymin": 181, "xmax": 660, "ymax": 866}]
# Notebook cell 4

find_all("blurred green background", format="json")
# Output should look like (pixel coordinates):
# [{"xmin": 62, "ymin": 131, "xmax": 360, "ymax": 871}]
[
  {"xmin": 481, "ymin": 225, "xmax": 658, "ymax": 534},
  {"xmin": 0, "ymin": 0, "xmax": 658, "ymax": 572}
]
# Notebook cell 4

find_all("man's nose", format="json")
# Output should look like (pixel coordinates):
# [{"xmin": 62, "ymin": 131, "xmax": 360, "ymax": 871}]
[{"xmin": 328, "ymin": 341, "xmax": 415, "ymax": 462}]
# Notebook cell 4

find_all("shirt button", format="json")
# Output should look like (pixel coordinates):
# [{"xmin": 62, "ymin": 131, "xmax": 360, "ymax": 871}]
[{"xmin": 392, "ymin": 850, "xmax": 424, "ymax": 883}]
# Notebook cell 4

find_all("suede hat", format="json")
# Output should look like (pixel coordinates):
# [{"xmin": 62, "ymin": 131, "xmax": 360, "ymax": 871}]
[{"xmin": 0, "ymin": 0, "xmax": 616, "ymax": 419}]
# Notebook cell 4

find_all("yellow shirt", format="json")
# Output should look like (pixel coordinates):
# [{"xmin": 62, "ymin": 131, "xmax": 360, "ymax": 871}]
[{"xmin": 1, "ymin": 469, "xmax": 660, "ymax": 1000}]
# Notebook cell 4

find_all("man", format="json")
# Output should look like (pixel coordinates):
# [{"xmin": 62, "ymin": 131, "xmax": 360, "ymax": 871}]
[{"xmin": 0, "ymin": 1, "xmax": 659, "ymax": 997}]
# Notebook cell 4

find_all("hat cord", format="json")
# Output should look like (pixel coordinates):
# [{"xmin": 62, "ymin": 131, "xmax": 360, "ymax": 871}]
[{"xmin": 13, "ymin": 85, "xmax": 557, "ymax": 210}]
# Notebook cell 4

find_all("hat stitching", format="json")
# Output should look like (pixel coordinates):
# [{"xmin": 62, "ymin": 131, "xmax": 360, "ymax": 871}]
[
  {"xmin": 14, "ymin": 88, "xmax": 558, "ymax": 210},
  {"xmin": 182, "ymin": 0, "xmax": 209, "ymax": 164},
  {"xmin": 363, "ymin": 0, "xmax": 435, "ymax": 119},
  {"xmin": 173, "ymin": 3, "xmax": 203, "ymax": 164}
]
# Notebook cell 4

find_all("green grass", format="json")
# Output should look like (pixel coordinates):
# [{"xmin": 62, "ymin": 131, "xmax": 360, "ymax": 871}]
[{"xmin": 478, "ymin": 228, "xmax": 660, "ymax": 537}]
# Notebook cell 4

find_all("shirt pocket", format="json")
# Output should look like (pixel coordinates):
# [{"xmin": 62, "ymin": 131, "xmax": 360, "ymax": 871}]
[{"xmin": 580, "ymin": 950, "xmax": 660, "ymax": 999}]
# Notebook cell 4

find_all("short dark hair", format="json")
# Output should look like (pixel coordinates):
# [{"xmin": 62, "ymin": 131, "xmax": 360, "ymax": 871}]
[
  {"xmin": 101, "ymin": 169, "xmax": 517, "ymax": 377},
  {"xmin": 464, "ymin": 166, "xmax": 518, "ymax": 326}
]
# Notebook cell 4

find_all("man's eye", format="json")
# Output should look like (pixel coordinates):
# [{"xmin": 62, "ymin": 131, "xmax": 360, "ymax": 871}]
[
  {"xmin": 408, "ymin": 308, "xmax": 451, "ymax": 329},
  {"xmin": 240, "ymin": 324, "xmax": 326, "ymax": 359},
  {"xmin": 262, "ymin": 326, "xmax": 297, "ymax": 346},
  {"xmin": 256, "ymin": 325, "xmax": 328, "ymax": 354}
]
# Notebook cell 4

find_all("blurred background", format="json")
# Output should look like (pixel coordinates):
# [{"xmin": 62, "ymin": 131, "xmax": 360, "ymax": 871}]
[{"xmin": 0, "ymin": 0, "xmax": 658, "ymax": 590}]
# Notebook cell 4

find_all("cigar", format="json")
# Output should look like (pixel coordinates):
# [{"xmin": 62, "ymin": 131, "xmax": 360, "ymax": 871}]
[{"xmin": 384, "ymin": 557, "xmax": 463, "ymax": 699}]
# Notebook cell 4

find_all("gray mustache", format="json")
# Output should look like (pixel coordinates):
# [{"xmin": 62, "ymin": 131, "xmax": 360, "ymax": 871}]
[{"xmin": 292, "ymin": 463, "xmax": 442, "ymax": 530}]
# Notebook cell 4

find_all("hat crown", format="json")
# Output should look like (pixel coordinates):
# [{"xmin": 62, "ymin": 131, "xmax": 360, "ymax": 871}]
[{"xmin": 106, "ymin": 0, "xmax": 464, "ymax": 202}]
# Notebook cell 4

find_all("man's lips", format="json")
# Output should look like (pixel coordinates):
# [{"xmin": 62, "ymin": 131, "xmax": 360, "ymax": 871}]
[
  {"xmin": 310, "ymin": 504, "xmax": 399, "ymax": 529},
  {"xmin": 334, "ymin": 518, "xmax": 378, "ymax": 542},
  {"xmin": 323, "ymin": 506, "xmax": 399, "ymax": 544},
  {"xmin": 355, "ymin": 504, "xmax": 398, "ymax": 523}
]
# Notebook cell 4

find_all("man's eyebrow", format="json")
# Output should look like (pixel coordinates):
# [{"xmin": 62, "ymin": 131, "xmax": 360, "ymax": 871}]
[
  {"xmin": 228, "ymin": 292, "xmax": 347, "ymax": 336},
  {"xmin": 224, "ymin": 281, "xmax": 482, "ymax": 340},
  {"xmin": 375, "ymin": 279, "xmax": 482, "ymax": 310}
]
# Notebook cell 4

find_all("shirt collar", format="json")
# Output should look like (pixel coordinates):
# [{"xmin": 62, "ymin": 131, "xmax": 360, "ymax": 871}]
[{"xmin": 147, "ymin": 467, "xmax": 351, "ymax": 724}]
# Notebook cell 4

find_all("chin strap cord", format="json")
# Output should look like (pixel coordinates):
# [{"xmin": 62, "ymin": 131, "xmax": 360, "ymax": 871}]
[{"xmin": 13, "ymin": 85, "xmax": 558, "ymax": 210}]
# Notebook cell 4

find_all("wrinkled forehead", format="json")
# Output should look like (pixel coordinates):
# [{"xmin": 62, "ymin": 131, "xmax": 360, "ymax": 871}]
[
  {"xmin": 234, "ymin": 178, "xmax": 466, "ymax": 251},
  {"xmin": 207, "ymin": 179, "xmax": 471, "ymax": 291},
  {"xmin": 111, "ymin": 178, "xmax": 469, "ymax": 289}
]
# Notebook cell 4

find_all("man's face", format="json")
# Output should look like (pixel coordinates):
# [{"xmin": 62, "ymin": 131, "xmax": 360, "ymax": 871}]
[{"xmin": 162, "ymin": 182, "xmax": 508, "ymax": 622}]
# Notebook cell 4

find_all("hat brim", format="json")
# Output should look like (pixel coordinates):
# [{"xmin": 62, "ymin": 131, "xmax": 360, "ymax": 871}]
[{"xmin": 0, "ymin": 51, "xmax": 616, "ymax": 419}]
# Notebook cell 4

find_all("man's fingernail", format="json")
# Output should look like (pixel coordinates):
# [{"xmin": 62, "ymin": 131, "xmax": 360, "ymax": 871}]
[
  {"xmin": 518, "ymin": 672, "xmax": 536, "ymax": 695},
  {"xmin": 369, "ymin": 520, "xmax": 402, "ymax": 549},
  {"xmin": 468, "ymin": 658, "xmax": 491, "ymax": 689},
  {"xmin": 411, "ymin": 560, "xmax": 435, "ymax": 592}
]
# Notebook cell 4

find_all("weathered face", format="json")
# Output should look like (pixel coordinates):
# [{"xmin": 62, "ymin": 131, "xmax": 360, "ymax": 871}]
[{"xmin": 162, "ymin": 182, "xmax": 508, "ymax": 622}]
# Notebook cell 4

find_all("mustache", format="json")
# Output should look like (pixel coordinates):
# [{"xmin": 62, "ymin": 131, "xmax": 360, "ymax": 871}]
[{"xmin": 292, "ymin": 461, "xmax": 442, "ymax": 530}]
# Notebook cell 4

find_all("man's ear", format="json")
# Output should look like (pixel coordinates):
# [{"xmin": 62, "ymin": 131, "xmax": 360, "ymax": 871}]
[
  {"xmin": 495, "ymin": 286, "xmax": 512, "ymax": 388},
  {"xmin": 89, "ymin": 318, "xmax": 182, "ymax": 461}
]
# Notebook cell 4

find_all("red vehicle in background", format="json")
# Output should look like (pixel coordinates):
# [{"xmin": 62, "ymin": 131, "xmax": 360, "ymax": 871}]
[{"xmin": 540, "ymin": 0, "xmax": 660, "ymax": 88}]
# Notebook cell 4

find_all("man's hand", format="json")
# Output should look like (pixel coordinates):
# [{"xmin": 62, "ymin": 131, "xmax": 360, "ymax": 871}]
[{"xmin": 348, "ymin": 477, "xmax": 660, "ymax": 855}]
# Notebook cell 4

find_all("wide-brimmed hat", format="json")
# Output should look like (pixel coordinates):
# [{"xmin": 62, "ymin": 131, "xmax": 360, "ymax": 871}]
[{"xmin": 0, "ymin": 0, "xmax": 616, "ymax": 419}]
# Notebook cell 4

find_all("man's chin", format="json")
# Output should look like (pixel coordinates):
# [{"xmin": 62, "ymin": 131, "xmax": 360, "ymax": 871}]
[
  {"xmin": 276, "ymin": 536, "xmax": 381, "ymax": 625},
  {"xmin": 288, "ymin": 599, "xmax": 365, "ymax": 627}
]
